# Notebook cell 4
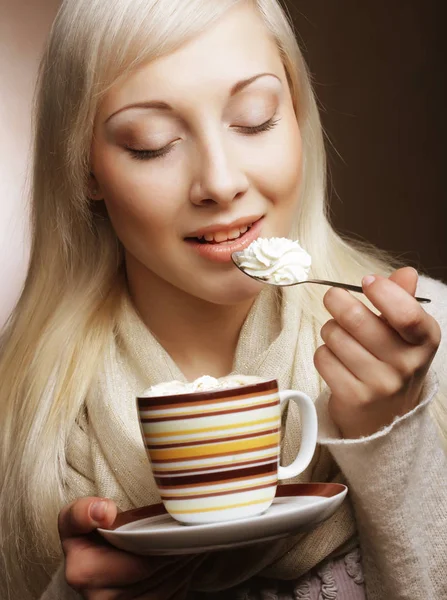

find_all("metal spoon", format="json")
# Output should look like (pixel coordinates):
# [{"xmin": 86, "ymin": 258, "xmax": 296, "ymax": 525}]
[{"xmin": 231, "ymin": 253, "xmax": 431, "ymax": 304}]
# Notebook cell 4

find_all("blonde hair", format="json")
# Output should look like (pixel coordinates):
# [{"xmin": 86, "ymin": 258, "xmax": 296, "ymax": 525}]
[{"xmin": 0, "ymin": 0, "xmax": 445, "ymax": 597}]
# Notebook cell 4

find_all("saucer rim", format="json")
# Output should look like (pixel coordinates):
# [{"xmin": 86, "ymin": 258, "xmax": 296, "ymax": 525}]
[{"xmin": 107, "ymin": 482, "xmax": 347, "ymax": 531}]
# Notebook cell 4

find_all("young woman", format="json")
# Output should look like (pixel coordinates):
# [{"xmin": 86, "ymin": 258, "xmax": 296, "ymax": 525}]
[{"xmin": 1, "ymin": 1, "xmax": 446, "ymax": 599}]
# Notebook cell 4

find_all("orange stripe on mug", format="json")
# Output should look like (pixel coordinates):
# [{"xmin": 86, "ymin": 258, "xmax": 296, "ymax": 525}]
[
  {"xmin": 149, "ymin": 432, "xmax": 280, "ymax": 462},
  {"xmin": 168, "ymin": 496, "xmax": 273, "ymax": 515}
]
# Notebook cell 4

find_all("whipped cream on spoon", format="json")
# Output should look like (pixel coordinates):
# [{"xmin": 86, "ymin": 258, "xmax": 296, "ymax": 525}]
[{"xmin": 232, "ymin": 238, "xmax": 430, "ymax": 303}]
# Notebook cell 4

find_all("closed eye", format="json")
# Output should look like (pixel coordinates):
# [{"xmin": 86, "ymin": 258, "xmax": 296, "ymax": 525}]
[
  {"xmin": 234, "ymin": 116, "xmax": 280, "ymax": 135},
  {"xmin": 126, "ymin": 117, "xmax": 280, "ymax": 161},
  {"xmin": 125, "ymin": 141, "xmax": 179, "ymax": 161}
]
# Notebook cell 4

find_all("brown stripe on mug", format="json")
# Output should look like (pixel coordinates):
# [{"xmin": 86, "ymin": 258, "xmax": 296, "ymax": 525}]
[
  {"xmin": 152, "ymin": 455, "xmax": 278, "ymax": 477},
  {"xmin": 155, "ymin": 460, "xmax": 278, "ymax": 488},
  {"xmin": 137, "ymin": 389, "xmax": 274, "ymax": 411},
  {"xmin": 161, "ymin": 481, "xmax": 277, "ymax": 502},
  {"xmin": 141, "ymin": 399, "xmax": 279, "ymax": 422},
  {"xmin": 137, "ymin": 380, "xmax": 278, "ymax": 408}
]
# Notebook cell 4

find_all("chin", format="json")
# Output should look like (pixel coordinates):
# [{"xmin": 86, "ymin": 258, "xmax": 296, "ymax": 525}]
[{"xmin": 190, "ymin": 275, "xmax": 264, "ymax": 306}]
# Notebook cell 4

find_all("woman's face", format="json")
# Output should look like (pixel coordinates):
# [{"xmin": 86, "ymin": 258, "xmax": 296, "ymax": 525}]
[{"xmin": 91, "ymin": 2, "xmax": 302, "ymax": 305}]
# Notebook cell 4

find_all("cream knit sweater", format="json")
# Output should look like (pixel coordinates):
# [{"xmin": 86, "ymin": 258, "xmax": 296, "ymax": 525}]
[{"xmin": 40, "ymin": 274, "xmax": 447, "ymax": 600}]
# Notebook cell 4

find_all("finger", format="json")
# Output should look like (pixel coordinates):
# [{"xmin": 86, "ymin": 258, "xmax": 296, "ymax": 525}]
[
  {"xmin": 320, "ymin": 317, "xmax": 434, "ymax": 386},
  {"xmin": 58, "ymin": 498, "xmax": 117, "ymax": 542},
  {"xmin": 76, "ymin": 555, "xmax": 197, "ymax": 600},
  {"xmin": 387, "ymin": 266, "xmax": 418, "ymax": 296},
  {"xmin": 361, "ymin": 274, "xmax": 437, "ymax": 345},
  {"xmin": 323, "ymin": 288, "xmax": 411, "ymax": 364},
  {"xmin": 64, "ymin": 535, "xmax": 176, "ymax": 590},
  {"xmin": 314, "ymin": 344, "xmax": 365, "ymax": 401},
  {"xmin": 379, "ymin": 267, "xmax": 418, "ymax": 325},
  {"xmin": 314, "ymin": 344, "xmax": 414, "ymax": 438},
  {"xmin": 60, "ymin": 499, "xmax": 180, "ymax": 589},
  {"xmin": 320, "ymin": 319, "xmax": 401, "ymax": 388}
]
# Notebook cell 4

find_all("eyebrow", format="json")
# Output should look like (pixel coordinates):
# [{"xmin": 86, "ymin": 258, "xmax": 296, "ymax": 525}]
[{"xmin": 104, "ymin": 72, "xmax": 281, "ymax": 124}]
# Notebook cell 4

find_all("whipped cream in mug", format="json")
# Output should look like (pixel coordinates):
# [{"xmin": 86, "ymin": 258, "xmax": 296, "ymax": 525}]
[
  {"xmin": 233, "ymin": 237, "xmax": 312, "ymax": 285},
  {"xmin": 141, "ymin": 374, "xmax": 264, "ymax": 397}
]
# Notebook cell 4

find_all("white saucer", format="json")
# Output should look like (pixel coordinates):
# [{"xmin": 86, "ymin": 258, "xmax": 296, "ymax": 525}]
[{"xmin": 98, "ymin": 483, "xmax": 347, "ymax": 555}]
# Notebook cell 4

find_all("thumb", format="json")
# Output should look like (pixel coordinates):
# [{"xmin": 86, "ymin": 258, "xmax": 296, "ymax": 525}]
[
  {"xmin": 58, "ymin": 497, "xmax": 117, "ymax": 542},
  {"xmin": 387, "ymin": 266, "xmax": 418, "ymax": 297}
]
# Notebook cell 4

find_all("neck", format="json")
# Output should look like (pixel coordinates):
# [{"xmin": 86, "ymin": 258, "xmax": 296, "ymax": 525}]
[{"xmin": 126, "ymin": 267, "xmax": 256, "ymax": 381}]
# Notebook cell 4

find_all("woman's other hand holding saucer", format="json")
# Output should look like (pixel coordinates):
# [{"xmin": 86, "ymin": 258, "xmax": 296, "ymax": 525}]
[
  {"xmin": 58, "ymin": 496, "xmax": 200, "ymax": 599},
  {"xmin": 314, "ymin": 267, "xmax": 441, "ymax": 439}
]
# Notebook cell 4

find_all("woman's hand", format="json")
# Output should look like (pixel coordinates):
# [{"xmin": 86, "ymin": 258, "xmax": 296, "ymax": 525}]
[
  {"xmin": 58, "ymin": 496, "xmax": 201, "ymax": 599},
  {"xmin": 314, "ymin": 267, "xmax": 441, "ymax": 438}
]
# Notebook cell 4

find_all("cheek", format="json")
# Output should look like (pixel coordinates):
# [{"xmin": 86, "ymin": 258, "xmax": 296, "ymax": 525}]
[
  {"xmin": 274, "ymin": 116, "xmax": 302, "ymax": 192},
  {"xmin": 91, "ymin": 149, "xmax": 182, "ymax": 238},
  {"xmin": 251, "ymin": 120, "xmax": 303, "ymax": 205}
]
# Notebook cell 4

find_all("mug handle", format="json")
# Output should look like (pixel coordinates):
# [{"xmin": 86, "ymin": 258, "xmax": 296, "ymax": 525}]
[{"xmin": 278, "ymin": 390, "xmax": 318, "ymax": 480}]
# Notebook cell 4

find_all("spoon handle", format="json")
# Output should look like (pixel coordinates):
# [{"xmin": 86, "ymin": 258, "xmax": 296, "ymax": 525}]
[{"xmin": 305, "ymin": 279, "xmax": 431, "ymax": 304}]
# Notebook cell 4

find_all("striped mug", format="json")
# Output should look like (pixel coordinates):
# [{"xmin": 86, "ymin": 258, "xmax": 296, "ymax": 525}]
[{"xmin": 136, "ymin": 378, "xmax": 318, "ymax": 524}]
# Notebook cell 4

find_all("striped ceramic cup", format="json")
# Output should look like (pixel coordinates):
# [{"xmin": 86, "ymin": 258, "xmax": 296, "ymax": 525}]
[{"xmin": 136, "ymin": 378, "xmax": 318, "ymax": 524}]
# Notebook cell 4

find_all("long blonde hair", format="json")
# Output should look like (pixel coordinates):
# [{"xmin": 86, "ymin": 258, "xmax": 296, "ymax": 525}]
[{"xmin": 1, "ymin": 0, "xmax": 445, "ymax": 598}]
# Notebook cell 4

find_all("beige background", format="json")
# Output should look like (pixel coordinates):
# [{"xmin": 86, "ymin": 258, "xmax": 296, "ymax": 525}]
[
  {"xmin": 0, "ymin": 0, "xmax": 60, "ymax": 325},
  {"xmin": 1, "ymin": 1, "xmax": 445, "ymax": 326}
]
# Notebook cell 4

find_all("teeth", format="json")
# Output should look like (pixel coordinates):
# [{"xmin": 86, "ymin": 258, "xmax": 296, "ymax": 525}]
[
  {"xmin": 195, "ymin": 222, "xmax": 253, "ymax": 243},
  {"xmin": 214, "ymin": 231, "xmax": 229, "ymax": 243}
]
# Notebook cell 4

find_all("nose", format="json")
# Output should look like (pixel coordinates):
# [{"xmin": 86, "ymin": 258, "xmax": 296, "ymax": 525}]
[{"xmin": 189, "ymin": 136, "xmax": 249, "ymax": 207}]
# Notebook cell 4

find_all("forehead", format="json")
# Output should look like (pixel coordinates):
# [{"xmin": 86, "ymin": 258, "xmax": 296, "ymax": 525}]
[{"xmin": 100, "ymin": 3, "xmax": 285, "ymax": 115}]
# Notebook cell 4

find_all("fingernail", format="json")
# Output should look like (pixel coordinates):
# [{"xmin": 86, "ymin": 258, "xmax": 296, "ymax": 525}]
[
  {"xmin": 362, "ymin": 275, "xmax": 376, "ymax": 287},
  {"xmin": 90, "ymin": 500, "xmax": 108, "ymax": 522}
]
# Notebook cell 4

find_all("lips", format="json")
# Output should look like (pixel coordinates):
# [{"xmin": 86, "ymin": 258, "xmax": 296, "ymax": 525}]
[
  {"xmin": 185, "ymin": 216, "xmax": 262, "ymax": 242},
  {"xmin": 196, "ymin": 223, "xmax": 252, "ymax": 244},
  {"xmin": 185, "ymin": 217, "xmax": 264, "ymax": 263}
]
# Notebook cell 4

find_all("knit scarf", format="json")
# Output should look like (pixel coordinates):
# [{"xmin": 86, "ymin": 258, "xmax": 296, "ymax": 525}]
[{"xmin": 65, "ymin": 286, "xmax": 357, "ymax": 592}]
